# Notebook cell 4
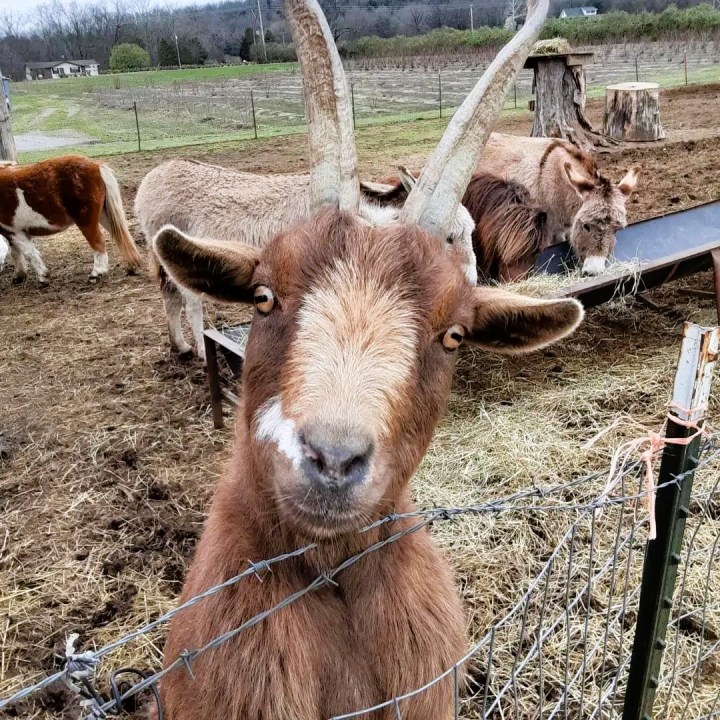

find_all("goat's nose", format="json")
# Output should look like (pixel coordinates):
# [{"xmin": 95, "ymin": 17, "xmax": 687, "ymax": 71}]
[{"xmin": 299, "ymin": 424, "xmax": 373, "ymax": 490}]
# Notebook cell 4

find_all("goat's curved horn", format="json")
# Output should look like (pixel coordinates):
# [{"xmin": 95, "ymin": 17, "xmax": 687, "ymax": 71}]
[
  {"xmin": 400, "ymin": 0, "xmax": 549, "ymax": 238},
  {"xmin": 284, "ymin": 0, "xmax": 359, "ymax": 211}
]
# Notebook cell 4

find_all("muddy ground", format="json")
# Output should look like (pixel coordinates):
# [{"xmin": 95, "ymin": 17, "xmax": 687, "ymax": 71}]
[{"xmin": 1, "ymin": 82, "xmax": 720, "ymax": 718}]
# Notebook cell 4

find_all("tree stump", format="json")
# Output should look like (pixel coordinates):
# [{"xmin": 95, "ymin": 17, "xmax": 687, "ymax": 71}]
[
  {"xmin": 604, "ymin": 82, "xmax": 665, "ymax": 142},
  {"xmin": 526, "ymin": 52, "xmax": 611, "ymax": 150}
]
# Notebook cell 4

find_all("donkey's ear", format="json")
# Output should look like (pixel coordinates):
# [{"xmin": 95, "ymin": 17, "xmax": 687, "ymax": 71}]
[
  {"xmin": 617, "ymin": 165, "xmax": 640, "ymax": 197},
  {"xmin": 397, "ymin": 165, "xmax": 417, "ymax": 193},
  {"xmin": 152, "ymin": 225, "xmax": 260, "ymax": 304},
  {"xmin": 467, "ymin": 286, "xmax": 584, "ymax": 354},
  {"xmin": 563, "ymin": 162, "xmax": 596, "ymax": 199}
]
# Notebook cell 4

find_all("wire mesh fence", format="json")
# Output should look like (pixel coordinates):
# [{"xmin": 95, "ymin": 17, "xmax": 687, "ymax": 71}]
[
  {"xmin": 2, "ymin": 433, "xmax": 719, "ymax": 720},
  {"xmin": 10, "ymin": 39, "xmax": 720, "ymax": 160}
]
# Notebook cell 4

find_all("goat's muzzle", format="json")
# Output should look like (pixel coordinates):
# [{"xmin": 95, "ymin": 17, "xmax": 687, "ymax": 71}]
[{"xmin": 299, "ymin": 422, "xmax": 373, "ymax": 494}]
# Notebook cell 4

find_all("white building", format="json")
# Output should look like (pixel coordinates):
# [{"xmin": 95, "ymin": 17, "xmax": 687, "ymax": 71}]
[
  {"xmin": 559, "ymin": 6, "xmax": 598, "ymax": 17},
  {"xmin": 25, "ymin": 60, "xmax": 100, "ymax": 81}
]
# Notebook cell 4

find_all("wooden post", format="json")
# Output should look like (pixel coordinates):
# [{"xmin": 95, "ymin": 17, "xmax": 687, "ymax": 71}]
[
  {"xmin": 0, "ymin": 69, "xmax": 16, "ymax": 162},
  {"xmin": 526, "ymin": 52, "xmax": 609, "ymax": 149},
  {"xmin": 604, "ymin": 82, "xmax": 665, "ymax": 142},
  {"xmin": 250, "ymin": 89, "xmax": 258, "ymax": 140}
]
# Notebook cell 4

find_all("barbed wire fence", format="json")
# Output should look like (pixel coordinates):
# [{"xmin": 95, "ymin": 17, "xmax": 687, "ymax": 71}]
[{"xmin": 1, "ymin": 325, "xmax": 718, "ymax": 720}]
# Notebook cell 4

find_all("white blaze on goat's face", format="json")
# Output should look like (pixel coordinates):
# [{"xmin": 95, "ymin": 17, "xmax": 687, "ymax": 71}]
[
  {"xmin": 255, "ymin": 397, "xmax": 304, "ymax": 469},
  {"xmin": 286, "ymin": 259, "xmax": 419, "ymax": 440}
]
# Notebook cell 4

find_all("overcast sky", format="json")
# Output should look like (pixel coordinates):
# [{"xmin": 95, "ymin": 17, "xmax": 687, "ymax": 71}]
[{"xmin": 0, "ymin": 0, "xmax": 218, "ymax": 20}]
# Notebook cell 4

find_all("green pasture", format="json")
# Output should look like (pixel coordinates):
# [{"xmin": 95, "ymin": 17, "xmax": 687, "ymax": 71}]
[{"xmin": 8, "ymin": 60, "xmax": 720, "ymax": 163}]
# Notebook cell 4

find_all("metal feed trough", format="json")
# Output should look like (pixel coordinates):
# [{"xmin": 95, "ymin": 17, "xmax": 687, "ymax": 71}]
[
  {"xmin": 535, "ymin": 199, "xmax": 720, "ymax": 312},
  {"xmin": 204, "ymin": 200, "xmax": 720, "ymax": 428}
]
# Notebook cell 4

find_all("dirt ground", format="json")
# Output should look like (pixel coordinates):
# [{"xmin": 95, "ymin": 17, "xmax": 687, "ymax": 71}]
[{"xmin": 2, "ymin": 82, "xmax": 720, "ymax": 718}]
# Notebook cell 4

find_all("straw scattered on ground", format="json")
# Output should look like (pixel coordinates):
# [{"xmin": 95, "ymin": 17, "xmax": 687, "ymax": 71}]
[{"xmin": 2, "ymin": 94, "xmax": 720, "ymax": 719}]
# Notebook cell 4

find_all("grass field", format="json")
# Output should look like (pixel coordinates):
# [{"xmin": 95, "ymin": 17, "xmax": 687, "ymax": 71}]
[{"xmin": 9, "ymin": 42, "xmax": 720, "ymax": 162}]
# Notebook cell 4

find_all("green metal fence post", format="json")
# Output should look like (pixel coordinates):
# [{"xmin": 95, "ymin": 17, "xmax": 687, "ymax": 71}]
[
  {"xmin": 623, "ymin": 323, "xmax": 719, "ymax": 720},
  {"xmin": 351, "ymin": 82, "xmax": 356, "ymax": 130},
  {"xmin": 251, "ymin": 89, "xmax": 258, "ymax": 140}
]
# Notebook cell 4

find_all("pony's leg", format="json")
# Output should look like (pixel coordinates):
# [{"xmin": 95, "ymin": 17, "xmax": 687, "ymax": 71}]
[
  {"xmin": 162, "ymin": 280, "xmax": 193, "ymax": 357},
  {"xmin": 13, "ymin": 234, "xmax": 49, "ymax": 284},
  {"xmin": 78, "ymin": 222, "xmax": 108, "ymax": 283},
  {"xmin": 7, "ymin": 239, "xmax": 28, "ymax": 283},
  {"xmin": 182, "ymin": 290, "xmax": 206, "ymax": 363}
]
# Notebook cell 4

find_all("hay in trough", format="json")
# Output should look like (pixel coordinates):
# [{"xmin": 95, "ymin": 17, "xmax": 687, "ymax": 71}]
[{"xmin": 500, "ymin": 258, "xmax": 643, "ymax": 299}]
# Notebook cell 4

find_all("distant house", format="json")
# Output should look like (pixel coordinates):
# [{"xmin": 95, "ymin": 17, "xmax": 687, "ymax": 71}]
[
  {"xmin": 25, "ymin": 59, "xmax": 100, "ymax": 81},
  {"xmin": 559, "ymin": 6, "xmax": 598, "ymax": 17}
]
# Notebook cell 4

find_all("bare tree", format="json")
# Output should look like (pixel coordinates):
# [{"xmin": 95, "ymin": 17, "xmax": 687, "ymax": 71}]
[
  {"xmin": 504, "ymin": 0, "xmax": 526, "ymax": 29},
  {"xmin": 319, "ymin": 0, "xmax": 348, "ymax": 40},
  {"xmin": 407, "ymin": 5, "xmax": 428, "ymax": 34}
]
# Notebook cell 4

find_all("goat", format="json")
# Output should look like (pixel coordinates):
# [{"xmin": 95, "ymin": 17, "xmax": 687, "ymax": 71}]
[{"xmin": 151, "ymin": 0, "xmax": 581, "ymax": 718}]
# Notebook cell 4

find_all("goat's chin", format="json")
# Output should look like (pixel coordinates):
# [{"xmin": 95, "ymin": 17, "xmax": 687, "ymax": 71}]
[{"xmin": 275, "ymin": 494, "xmax": 371, "ymax": 539}]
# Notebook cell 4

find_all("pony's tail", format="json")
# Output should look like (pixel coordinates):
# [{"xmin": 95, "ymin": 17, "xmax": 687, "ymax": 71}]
[{"xmin": 100, "ymin": 163, "xmax": 142, "ymax": 273}]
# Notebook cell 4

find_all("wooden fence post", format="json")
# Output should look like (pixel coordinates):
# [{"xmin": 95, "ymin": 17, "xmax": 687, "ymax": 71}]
[{"xmin": 0, "ymin": 69, "xmax": 16, "ymax": 162}]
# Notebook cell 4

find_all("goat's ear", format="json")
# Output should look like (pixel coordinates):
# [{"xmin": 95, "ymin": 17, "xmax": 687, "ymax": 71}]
[
  {"xmin": 397, "ymin": 165, "xmax": 417, "ymax": 193},
  {"xmin": 564, "ymin": 162, "xmax": 596, "ymax": 199},
  {"xmin": 152, "ymin": 225, "xmax": 260, "ymax": 304},
  {"xmin": 467, "ymin": 286, "xmax": 584, "ymax": 354},
  {"xmin": 617, "ymin": 165, "xmax": 640, "ymax": 197}
]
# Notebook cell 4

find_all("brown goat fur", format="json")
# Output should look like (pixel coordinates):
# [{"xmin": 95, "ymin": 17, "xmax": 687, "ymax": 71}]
[
  {"xmin": 152, "ymin": 208, "xmax": 584, "ymax": 720},
  {"xmin": 0, "ymin": 155, "xmax": 141, "ymax": 284}
]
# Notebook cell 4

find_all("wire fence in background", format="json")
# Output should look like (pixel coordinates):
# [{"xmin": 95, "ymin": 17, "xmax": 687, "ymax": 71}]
[{"xmin": 11, "ymin": 39, "xmax": 720, "ymax": 160}]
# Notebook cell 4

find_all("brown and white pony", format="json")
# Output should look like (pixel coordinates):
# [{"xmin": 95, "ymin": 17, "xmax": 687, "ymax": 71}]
[
  {"xmin": 478, "ymin": 134, "xmax": 640, "ymax": 275},
  {"xmin": 0, "ymin": 156, "xmax": 141, "ymax": 285},
  {"xmin": 364, "ymin": 168, "xmax": 551, "ymax": 283},
  {"xmin": 150, "ymin": 0, "xmax": 582, "ymax": 719}
]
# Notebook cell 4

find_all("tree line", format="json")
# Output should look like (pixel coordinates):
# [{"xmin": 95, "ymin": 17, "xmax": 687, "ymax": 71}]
[{"xmin": 1, "ymin": 0, "xmax": 719, "ymax": 79}]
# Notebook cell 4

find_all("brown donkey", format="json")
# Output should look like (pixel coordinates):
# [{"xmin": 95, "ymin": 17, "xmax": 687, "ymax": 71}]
[
  {"xmin": 0, "ymin": 155, "xmax": 141, "ymax": 285},
  {"xmin": 364, "ymin": 169, "xmax": 552, "ymax": 283},
  {"xmin": 463, "ymin": 173, "xmax": 552, "ymax": 282},
  {"xmin": 151, "ymin": 0, "xmax": 582, "ymax": 718}
]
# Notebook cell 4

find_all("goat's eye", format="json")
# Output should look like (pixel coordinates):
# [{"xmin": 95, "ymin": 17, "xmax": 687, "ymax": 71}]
[
  {"xmin": 253, "ymin": 285, "xmax": 275, "ymax": 315},
  {"xmin": 446, "ymin": 236, "xmax": 454, "ymax": 245},
  {"xmin": 442, "ymin": 324, "xmax": 465, "ymax": 352},
  {"xmin": 582, "ymin": 223, "xmax": 591, "ymax": 233}
]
